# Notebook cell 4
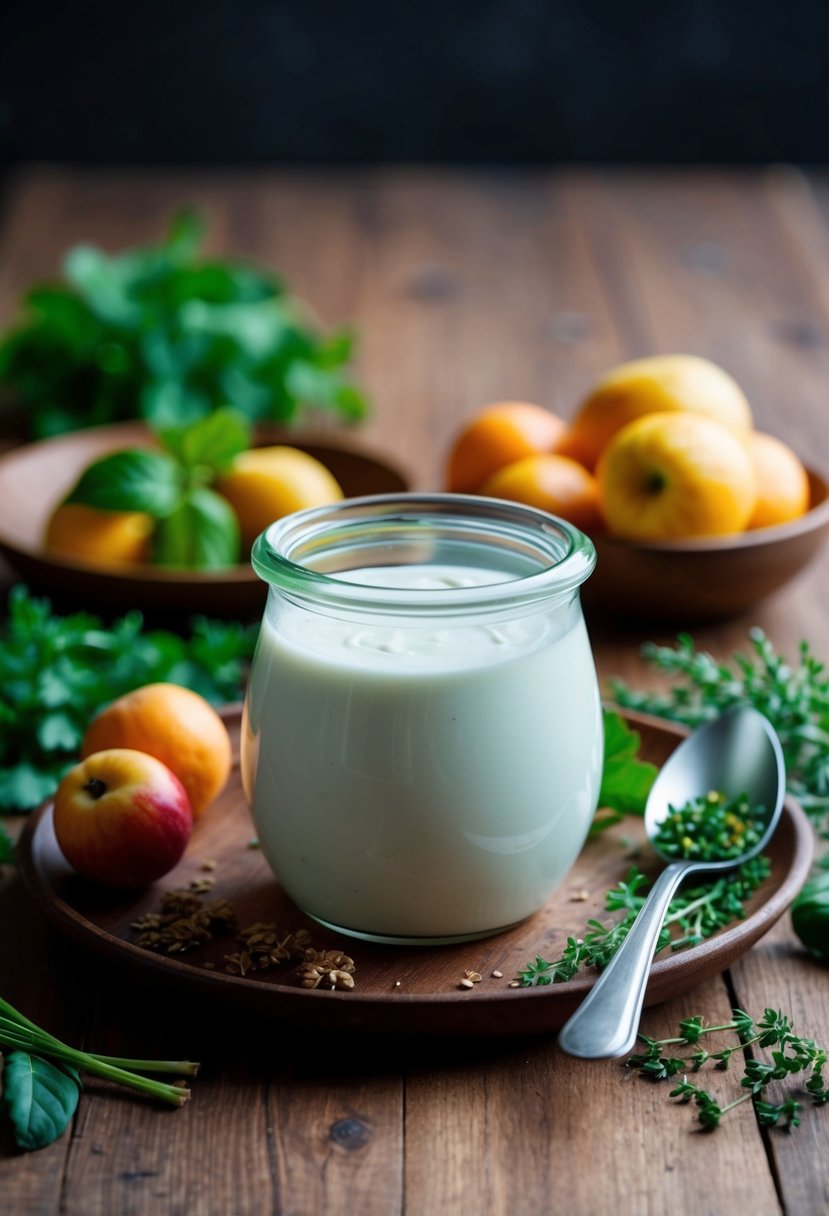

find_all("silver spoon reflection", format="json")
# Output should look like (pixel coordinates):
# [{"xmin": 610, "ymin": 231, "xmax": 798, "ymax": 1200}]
[{"xmin": 558, "ymin": 705, "xmax": 785, "ymax": 1060}]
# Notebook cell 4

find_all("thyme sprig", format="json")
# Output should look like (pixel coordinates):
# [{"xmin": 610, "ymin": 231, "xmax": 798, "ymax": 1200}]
[
  {"xmin": 627, "ymin": 1007, "xmax": 828, "ymax": 1132},
  {"xmin": 519, "ymin": 855, "xmax": 770, "ymax": 986},
  {"xmin": 610, "ymin": 630, "xmax": 829, "ymax": 837}
]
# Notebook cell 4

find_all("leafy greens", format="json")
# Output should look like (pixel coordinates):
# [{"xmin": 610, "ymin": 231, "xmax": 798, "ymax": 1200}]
[
  {"xmin": 0, "ymin": 210, "xmax": 368, "ymax": 438},
  {"xmin": 0, "ymin": 586, "xmax": 257, "ymax": 812}
]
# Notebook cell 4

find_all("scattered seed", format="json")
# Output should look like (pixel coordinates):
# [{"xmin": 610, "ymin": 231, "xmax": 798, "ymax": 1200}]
[
  {"xmin": 492, "ymin": 970, "xmax": 503, "ymax": 979},
  {"xmin": 464, "ymin": 970, "xmax": 483, "ymax": 983},
  {"xmin": 394, "ymin": 980, "xmax": 402, "ymax": 988},
  {"xmin": 459, "ymin": 978, "xmax": 475, "ymax": 990},
  {"xmin": 508, "ymin": 980, "xmax": 521, "ymax": 988},
  {"xmin": 569, "ymin": 889, "xmax": 589, "ymax": 902},
  {"xmin": 201, "ymin": 860, "xmax": 218, "ymax": 872}
]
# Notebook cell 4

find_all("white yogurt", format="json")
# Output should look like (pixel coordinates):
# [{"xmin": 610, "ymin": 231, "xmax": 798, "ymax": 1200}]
[{"xmin": 242, "ymin": 564, "xmax": 603, "ymax": 941}]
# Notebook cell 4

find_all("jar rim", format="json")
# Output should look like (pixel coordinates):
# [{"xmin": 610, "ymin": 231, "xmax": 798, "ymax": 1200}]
[{"xmin": 251, "ymin": 493, "xmax": 596, "ymax": 614}]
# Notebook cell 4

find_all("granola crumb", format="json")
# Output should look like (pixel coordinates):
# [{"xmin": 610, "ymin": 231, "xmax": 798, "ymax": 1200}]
[
  {"xmin": 464, "ymin": 970, "xmax": 483, "ymax": 983},
  {"xmin": 569, "ymin": 888, "xmax": 589, "ymax": 902},
  {"xmin": 201, "ymin": 860, "xmax": 218, "ymax": 872}
]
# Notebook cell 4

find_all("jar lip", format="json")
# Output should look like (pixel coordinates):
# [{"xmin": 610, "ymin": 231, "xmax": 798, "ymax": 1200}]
[{"xmin": 251, "ymin": 493, "xmax": 596, "ymax": 613}]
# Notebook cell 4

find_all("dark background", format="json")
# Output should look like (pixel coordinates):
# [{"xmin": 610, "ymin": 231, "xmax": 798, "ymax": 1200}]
[{"xmin": 1, "ymin": 0, "xmax": 828, "ymax": 165}]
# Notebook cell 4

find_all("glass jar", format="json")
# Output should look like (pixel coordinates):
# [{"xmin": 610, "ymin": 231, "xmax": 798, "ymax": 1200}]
[{"xmin": 242, "ymin": 493, "xmax": 602, "ymax": 945}]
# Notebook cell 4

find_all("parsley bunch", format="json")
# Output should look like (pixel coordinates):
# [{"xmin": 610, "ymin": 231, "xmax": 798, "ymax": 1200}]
[
  {"xmin": 0, "ymin": 211, "xmax": 367, "ymax": 438},
  {"xmin": 627, "ymin": 1007, "xmax": 827, "ymax": 1133},
  {"xmin": 519, "ymin": 855, "xmax": 771, "ymax": 985},
  {"xmin": 0, "ymin": 586, "xmax": 257, "ymax": 812}
]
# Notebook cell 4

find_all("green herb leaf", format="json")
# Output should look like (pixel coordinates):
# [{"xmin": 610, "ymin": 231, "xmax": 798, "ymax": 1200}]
[
  {"xmin": 791, "ymin": 869, "xmax": 829, "ymax": 960},
  {"xmin": 65, "ymin": 449, "xmax": 183, "ymax": 516},
  {"xmin": 591, "ymin": 710, "xmax": 658, "ymax": 833},
  {"xmin": 157, "ymin": 407, "xmax": 251, "ymax": 477},
  {"xmin": 151, "ymin": 487, "xmax": 240, "ymax": 570},
  {"xmin": 1, "ymin": 1051, "xmax": 80, "ymax": 1150}
]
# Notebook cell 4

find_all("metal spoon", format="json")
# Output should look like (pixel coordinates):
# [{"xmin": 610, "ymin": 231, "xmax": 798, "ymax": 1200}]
[{"xmin": 558, "ymin": 705, "xmax": 785, "ymax": 1060}]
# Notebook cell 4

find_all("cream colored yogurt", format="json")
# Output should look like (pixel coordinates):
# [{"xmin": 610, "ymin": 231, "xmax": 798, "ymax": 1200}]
[{"xmin": 242, "ymin": 564, "xmax": 602, "ymax": 941}]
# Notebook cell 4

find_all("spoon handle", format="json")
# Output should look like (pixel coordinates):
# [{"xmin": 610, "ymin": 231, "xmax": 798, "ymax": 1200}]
[{"xmin": 558, "ymin": 861, "xmax": 691, "ymax": 1060}]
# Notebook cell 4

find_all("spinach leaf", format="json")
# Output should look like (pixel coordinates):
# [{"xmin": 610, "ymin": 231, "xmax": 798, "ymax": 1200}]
[{"xmin": 2, "ymin": 1052, "xmax": 81, "ymax": 1150}]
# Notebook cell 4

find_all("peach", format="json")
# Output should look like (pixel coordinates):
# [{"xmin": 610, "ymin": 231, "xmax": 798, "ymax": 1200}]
[{"xmin": 53, "ymin": 749, "xmax": 192, "ymax": 887}]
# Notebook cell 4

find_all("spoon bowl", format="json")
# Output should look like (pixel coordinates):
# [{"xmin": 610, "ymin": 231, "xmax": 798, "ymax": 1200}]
[{"xmin": 558, "ymin": 705, "xmax": 786, "ymax": 1060}]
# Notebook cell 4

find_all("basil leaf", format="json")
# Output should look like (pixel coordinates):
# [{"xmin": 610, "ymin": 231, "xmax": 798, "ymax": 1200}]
[
  {"xmin": 157, "ymin": 408, "xmax": 251, "ymax": 477},
  {"xmin": 65, "ymin": 450, "xmax": 183, "ymax": 516},
  {"xmin": 2, "ymin": 1052, "xmax": 81, "ymax": 1151},
  {"xmin": 152, "ymin": 487, "xmax": 240, "ymax": 570},
  {"xmin": 591, "ymin": 711, "xmax": 659, "ymax": 834}
]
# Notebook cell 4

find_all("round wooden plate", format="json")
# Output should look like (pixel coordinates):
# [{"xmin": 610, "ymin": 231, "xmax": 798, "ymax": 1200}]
[{"xmin": 17, "ymin": 710, "xmax": 814, "ymax": 1038}]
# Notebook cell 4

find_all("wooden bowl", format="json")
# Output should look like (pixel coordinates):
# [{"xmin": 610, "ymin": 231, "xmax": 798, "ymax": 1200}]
[
  {"xmin": 0, "ymin": 422, "xmax": 409, "ymax": 617},
  {"xmin": 583, "ymin": 466, "xmax": 829, "ymax": 623}
]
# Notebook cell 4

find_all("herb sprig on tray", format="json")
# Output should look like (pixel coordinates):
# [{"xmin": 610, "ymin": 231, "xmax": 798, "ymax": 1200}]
[
  {"xmin": 519, "ymin": 854, "xmax": 770, "ymax": 985},
  {"xmin": 627, "ymin": 1007, "xmax": 827, "ymax": 1133},
  {"xmin": 0, "ymin": 586, "xmax": 257, "ymax": 812},
  {"xmin": 0, "ymin": 210, "xmax": 368, "ymax": 438}
]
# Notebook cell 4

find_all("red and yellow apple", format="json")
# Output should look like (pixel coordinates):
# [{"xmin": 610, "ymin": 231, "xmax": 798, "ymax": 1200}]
[{"xmin": 53, "ymin": 748, "xmax": 193, "ymax": 887}]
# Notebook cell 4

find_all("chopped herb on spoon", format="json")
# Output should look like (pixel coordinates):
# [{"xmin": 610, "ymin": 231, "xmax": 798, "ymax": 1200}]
[{"xmin": 652, "ymin": 791, "xmax": 766, "ymax": 862}]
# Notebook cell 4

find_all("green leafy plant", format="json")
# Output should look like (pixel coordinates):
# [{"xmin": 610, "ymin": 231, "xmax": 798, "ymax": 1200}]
[
  {"xmin": 610, "ymin": 630, "xmax": 829, "ymax": 838},
  {"xmin": 790, "ymin": 867, "xmax": 829, "ymax": 960},
  {"xmin": 63, "ymin": 408, "xmax": 251, "ymax": 569},
  {"xmin": 626, "ymin": 1007, "xmax": 827, "ymax": 1133},
  {"xmin": 591, "ymin": 710, "xmax": 659, "ymax": 834},
  {"xmin": 0, "ymin": 995, "xmax": 198, "ymax": 1150},
  {"xmin": 518, "ymin": 854, "xmax": 770, "ymax": 985},
  {"xmin": 0, "ymin": 210, "xmax": 368, "ymax": 438},
  {"xmin": 0, "ymin": 585, "xmax": 258, "ymax": 812}
]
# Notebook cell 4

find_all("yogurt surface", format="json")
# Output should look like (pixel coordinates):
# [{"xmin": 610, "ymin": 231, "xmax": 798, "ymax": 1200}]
[{"xmin": 242, "ymin": 563, "xmax": 603, "ymax": 941}]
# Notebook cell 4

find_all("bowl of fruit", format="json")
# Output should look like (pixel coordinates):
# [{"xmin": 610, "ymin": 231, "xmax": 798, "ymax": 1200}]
[
  {"xmin": 0, "ymin": 415, "xmax": 409, "ymax": 616},
  {"xmin": 444, "ymin": 356, "xmax": 829, "ymax": 622}
]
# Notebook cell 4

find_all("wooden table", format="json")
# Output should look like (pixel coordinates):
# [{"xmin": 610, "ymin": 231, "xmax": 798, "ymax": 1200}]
[{"xmin": 1, "ymin": 167, "xmax": 827, "ymax": 1215}]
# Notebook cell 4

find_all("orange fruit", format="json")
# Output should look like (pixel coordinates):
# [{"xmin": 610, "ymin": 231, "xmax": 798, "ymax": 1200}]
[
  {"xmin": 44, "ymin": 502, "xmax": 153, "ymax": 565},
  {"xmin": 446, "ymin": 402, "xmax": 567, "ymax": 493},
  {"xmin": 596, "ymin": 412, "xmax": 757, "ymax": 540},
  {"xmin": 746, "ymin": 432, "xmax": 810, "ymax": 529},
  {"xmin": 216, "ymin": 446, "xmax": 343, "ymax": 551},
  {"xmin": 479, "ymin": 454, "xmax": 603, "ymax": 533},
  {"xmin": 560, "ymin": 355, "xmax": 753, "ymax": 471},
  {"xmin": 81, "ymin": 683, "xmax": 232, "ymax": 818}
]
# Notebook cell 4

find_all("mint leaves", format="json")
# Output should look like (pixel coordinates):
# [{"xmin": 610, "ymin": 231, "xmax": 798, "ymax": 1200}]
[
  {"xmin": 62, "ymin": 408, "xmax": 250, "ymax": 570},
  {"xmin": 0, "ymin": 210, "xmax": 368, "ymax": 438},
  {"xmin": 0, "ymin": 586, "xmax": 258, "ymax": 812}
]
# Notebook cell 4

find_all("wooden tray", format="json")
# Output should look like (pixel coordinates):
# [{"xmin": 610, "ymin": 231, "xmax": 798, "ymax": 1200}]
[{"xmin": 17, "ymin": 710, "xmax": 814, "ymax": 1038}]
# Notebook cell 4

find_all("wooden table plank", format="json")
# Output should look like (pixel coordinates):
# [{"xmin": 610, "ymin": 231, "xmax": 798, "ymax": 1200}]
[{"xmin": 0, "ymin": 166, "xmax": 827, "ymax": 1215}]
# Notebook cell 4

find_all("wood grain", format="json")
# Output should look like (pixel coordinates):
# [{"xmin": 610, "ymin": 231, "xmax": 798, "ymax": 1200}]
[{"xmin": 1, "ymin": 166, "xmax": 828, "ymax": 1215}]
